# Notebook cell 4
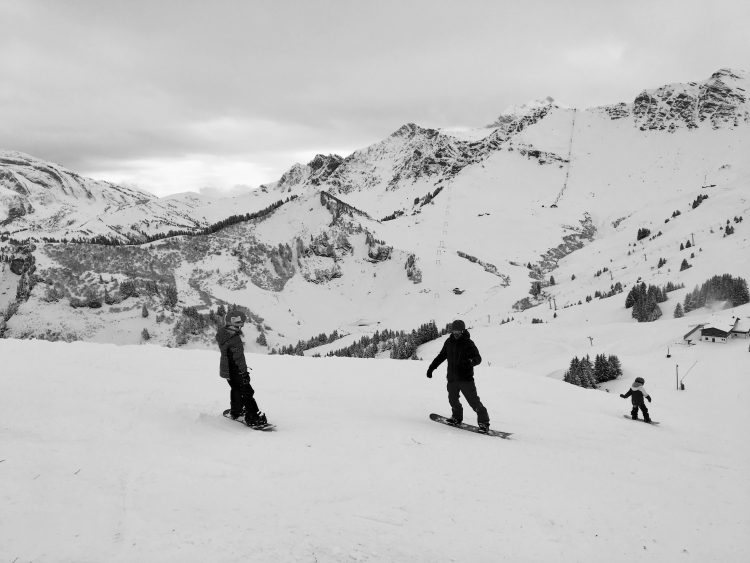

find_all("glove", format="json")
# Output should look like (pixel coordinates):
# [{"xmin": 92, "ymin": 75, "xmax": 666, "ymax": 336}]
[
  {"xmin": 619, "ymin": 394, "xmax": 626, "ymax": 398},
  {"xmin": 647, "ymin": 396, "xmax": 652, "ymax": 403},
  {"xmin": 426, "ymin": 368, "xmax": 434, "ymax": 379},
  {"xmin": 241, "ymin": 372, "xmax": 251, "ymax": 385}
]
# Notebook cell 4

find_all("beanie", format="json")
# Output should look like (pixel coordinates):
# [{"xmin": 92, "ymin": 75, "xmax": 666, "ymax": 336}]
[{"xmin": 450, "ymin": 319, "xmax": 466, "ymax": 331}]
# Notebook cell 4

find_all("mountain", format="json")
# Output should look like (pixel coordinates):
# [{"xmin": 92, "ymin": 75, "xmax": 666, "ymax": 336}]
[
  {"xmin": 0, "ymin": 151, "xmax": 297, "ymax": 241},
  {"xmin": 1, "ymin": 68, "xmax": 748, "ymax": 351}
]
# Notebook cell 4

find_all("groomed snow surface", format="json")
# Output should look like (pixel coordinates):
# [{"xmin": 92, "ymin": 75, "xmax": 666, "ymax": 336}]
[{"xmin": 2, "ymin": 315, "xmax": 749, "ymax": 562}]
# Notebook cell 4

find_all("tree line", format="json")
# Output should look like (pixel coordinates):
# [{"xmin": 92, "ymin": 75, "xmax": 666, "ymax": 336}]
[
  {"xmin": 272, "ymin": 321, "xmax": 448, "ymax": 360},
  {"xmin": 681, "ymin": 274, "xmax": 749, "ymax": 313},
  {"xmin": 625, "ymin": 282, "xmax": 669, "ymax": 322},
  {"xmin": 563, "ymin": 354, "xmax": 623, "ymax": 388}
]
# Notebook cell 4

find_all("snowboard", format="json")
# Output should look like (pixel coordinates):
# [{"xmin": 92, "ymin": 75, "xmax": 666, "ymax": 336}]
[
  {"xmin": 223, "ymin": 410, "xmax": 275, "ymax": 431},
  {"xmin": 430, "ymin": 413, "xmax": 512, "ymax": 439},
  {"xmin": 623, "ymin": 415, "xmax": 659, "ymax": 425}
]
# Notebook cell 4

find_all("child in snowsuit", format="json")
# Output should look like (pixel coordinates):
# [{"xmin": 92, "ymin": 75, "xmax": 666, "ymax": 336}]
[
  {"xmin": 215, "ymin": 311, "xmax": 268, "ymax": 427},
  {"xmin": 426, "ymin": 319, "xmax": 490, "ymax": 432},
  {"xmin": 620, "ymin": 376, "xmax": 652, "ymax": 422}
]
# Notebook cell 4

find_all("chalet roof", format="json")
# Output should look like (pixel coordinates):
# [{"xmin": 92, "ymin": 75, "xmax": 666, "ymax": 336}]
[{"xmin": 731, "ymin": 317, "xmax": 750, "ymax": 333}]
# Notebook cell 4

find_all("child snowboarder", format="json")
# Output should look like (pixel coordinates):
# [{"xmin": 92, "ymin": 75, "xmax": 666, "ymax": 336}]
[
  {"xmin": 216, "ymin": 311, "xmax": 268, "ymax": 427},
  {"xmin": 426, "ymin": 319, "xmax": 490, "ymax": 432},
  {"xmin": 620, "ymin": 376, "xmax": 652, "ymax": 422}
]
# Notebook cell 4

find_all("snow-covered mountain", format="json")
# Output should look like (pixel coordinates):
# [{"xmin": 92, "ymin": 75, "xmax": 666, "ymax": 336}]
[
  {"xmin": 0, "ymin": 151, "xmax": 299, "ymax": 241},
  {"xmin": 1, "ymin": 68, "xmax": 748, "ymax": 351}
]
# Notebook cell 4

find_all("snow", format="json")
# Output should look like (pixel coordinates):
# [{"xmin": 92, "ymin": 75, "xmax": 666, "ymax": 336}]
[{"xmin": 2, "ymin": 307, "xmax": 749, "ymax": 561}]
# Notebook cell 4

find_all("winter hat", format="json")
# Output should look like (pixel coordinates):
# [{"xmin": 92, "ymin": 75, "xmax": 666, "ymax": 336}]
[
  {"xmin": 226, "ymin": 311, "xmax": 247, "ymax": 326},
  {"xmin": 633, "ymin": 376, "xmax": 645, "ymax": 386},
  {"xmin": 450, "ymin": 319, "xmax": 466, "ymax": 332}
]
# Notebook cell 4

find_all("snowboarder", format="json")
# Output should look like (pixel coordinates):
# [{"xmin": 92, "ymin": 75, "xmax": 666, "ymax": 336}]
[
  {"xmin": 426, "ymin": 319, "xmax": 490, "ymax": 432},
  {"xmin": 216, "ymin": 311, "xmax": 268, "ymax": 427},
  {"xmin": 620, "ymin": 376, "xmax": 652, "ymax": 422}
]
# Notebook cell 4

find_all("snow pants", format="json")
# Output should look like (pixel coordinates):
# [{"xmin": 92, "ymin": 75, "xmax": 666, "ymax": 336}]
[
  {"xmin": 631, "ymin": 401, "xmax": 650, "ymax": 421},
  {"xmin": 227, "ymin": 371, "xmax": 259, "ymax": 417},
  {"xmin": 447, "ymin": 379, "xmax": 489, "ymax": 424}
]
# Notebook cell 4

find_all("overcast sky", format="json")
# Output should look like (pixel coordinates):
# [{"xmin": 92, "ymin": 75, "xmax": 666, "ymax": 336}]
[{"xmin": 1, "ymin": 0, "xmax": 748, "ymax": 197}]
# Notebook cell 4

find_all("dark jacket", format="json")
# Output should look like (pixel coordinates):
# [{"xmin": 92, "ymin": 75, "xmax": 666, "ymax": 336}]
[
  {"xmin": 428, "ymin": 330, "xmax": 482, "ymax": 381},
  {"xmin": 622, "ymin": 385, "xmax": 650, "ymax": 406},
  {"xmin": 216, "ymin": 326, "xmax": 248, "ymax": 379}
]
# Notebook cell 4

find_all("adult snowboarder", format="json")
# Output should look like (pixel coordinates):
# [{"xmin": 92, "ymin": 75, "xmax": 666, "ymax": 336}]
[
  {"xmin": 426, "ymin": 320, "xmax": 490, "ymax": 432},
  {"xmin": 216, "ymin": 311, "xmax": 268, "ymax": 427},
  {"xmin": 620, "ymin": 376, "xmax": 652, "ymax": 422}
]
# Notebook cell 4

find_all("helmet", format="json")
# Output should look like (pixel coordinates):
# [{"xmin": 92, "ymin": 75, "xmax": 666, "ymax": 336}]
[
  {"xmin": 450, "ymin": 319, "xmax": 466, "ymax": 332},
  {"xmin": 634, "ymin": 377, "xmax": 645, "ymax": 385}
]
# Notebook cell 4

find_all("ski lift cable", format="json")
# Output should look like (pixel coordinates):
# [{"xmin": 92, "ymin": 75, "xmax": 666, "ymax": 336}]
[
  {"xmin": 434, "ymin": 183, "xmax": 453, "ymax": 301},
  {"xmin": 680, "ymin": 360, "xmax": 699, "ymax": 383},
  {"xmin": 551, "ymin": 108, "xmax": 577, "ymax": 207}
]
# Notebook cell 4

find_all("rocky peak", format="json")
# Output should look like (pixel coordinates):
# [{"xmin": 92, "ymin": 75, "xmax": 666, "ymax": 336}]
[
  {"xmin": 486, "ymin": 96, "xmax": 559, "ymax": 136},
  {"xmin": 308, "ymin": 154, "xmax": 344, "ymax": 185},
  {"xmin": 268, "ymin": 154, "xmax": 344, "ymax": 193},
  {"xmin": 632, "ymin": 68, "xmax": 748, "ymax": 131}
]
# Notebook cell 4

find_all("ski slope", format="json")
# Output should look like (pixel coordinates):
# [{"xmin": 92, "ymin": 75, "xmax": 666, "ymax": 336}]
[{"xmin": 2, "ymin": 314, "xmax": 749, "ymax": 562}]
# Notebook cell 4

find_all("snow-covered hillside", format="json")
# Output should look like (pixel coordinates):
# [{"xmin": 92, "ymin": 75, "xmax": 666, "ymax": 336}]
[
  {"xmin": 0, "ymin": 151, "xmax": 301, "ymax": 241},
  {"xmin": 2, "ymin": 301, "xmax": 749, "ymax": 561},
  {"xmin": 1, "ymin": 68, "xmax": 749, "ymax": 350}
]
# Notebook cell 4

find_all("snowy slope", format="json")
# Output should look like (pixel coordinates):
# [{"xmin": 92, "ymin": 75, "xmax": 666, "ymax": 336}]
[{"xmin": 2, "ymin": 308, "xmax": 749, "ymax": 562}]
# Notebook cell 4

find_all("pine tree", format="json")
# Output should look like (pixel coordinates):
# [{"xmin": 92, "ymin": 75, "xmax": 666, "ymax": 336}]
[
  {"xmin": 645, "ymin": 297, "xmax": 662, "ymax": 322},
  {"xmin": 580, "ymin": 355, "xmax": 596, "ymax": 388},
  {"xmin": 564, "ymin": 357, "xmax": 582, "ymax": 386},
  {"xmin": 593, "ymin": 354, "xmax": 609, "ymax": 383},
  {"xmin": 625, "ymin": 286, "xmax": 637, "ymax": 309},
  {"xmin": 607, "ymin": 355, "xmax": 623, "ymax": 378},
  {"xmin": 141, "ymin": 328, "xmax": 150, "ymax": 341},
  {"xmin": 141, "ymin": 304, "xmax": 149, "ymax": 318},
  {"xmin": 674, "ymin": 303, "xmax": 684, "ymax": 318},
  {"xmin": 734, "ymin": 278, "xmax": 750, "ymax": 306}
]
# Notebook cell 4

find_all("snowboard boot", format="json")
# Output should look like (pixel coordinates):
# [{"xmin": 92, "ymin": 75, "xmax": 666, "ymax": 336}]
[
  {"xmin": 446, "ymin": 416, "xmax": 462, "ymax": 426},
  {"xmin": 478, "ymin": 422, "xmax": 490, "ymax": 433},
  {"xmin": 223, "ymin": 408, "xmax": 245, "ymax": 420},
  {"xmin": 245, "ymin": 411, "xmax": 268, "ymax": 428}
]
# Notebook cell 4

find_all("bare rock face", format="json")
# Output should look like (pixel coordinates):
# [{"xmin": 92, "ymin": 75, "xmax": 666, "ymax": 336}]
[
  {"xmin": 632, "ymin": 68, "xmax": 748, "ymax": 132},
  {"xmin": 268, "ymin": 154, "xmax": 344, "ymax": 193},
  {"xmin": 698, "ymin": 69, "xmax": 748, "ymax": 128}
]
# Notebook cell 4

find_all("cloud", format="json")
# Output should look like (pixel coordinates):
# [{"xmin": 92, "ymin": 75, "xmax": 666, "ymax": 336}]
[
  {"xmin": 81, "ymin": 155, "xmax": 276, "ymax": 198},
  {"xmin": 563, "ymin": 42, "xmax": 627, "ymax": 69}
]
